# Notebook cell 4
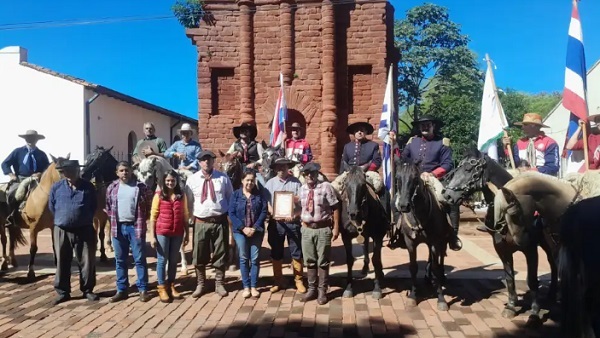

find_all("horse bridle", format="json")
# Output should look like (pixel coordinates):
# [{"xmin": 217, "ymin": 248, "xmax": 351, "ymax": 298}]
[{"xmin": 445, "ymin": 157, "xmax": 486, "ymax": 194}]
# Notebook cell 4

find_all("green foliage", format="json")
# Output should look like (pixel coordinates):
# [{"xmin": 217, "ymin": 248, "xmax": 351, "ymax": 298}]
[
  {"xmin": 172, "ymin": 0, "xmax": 205, "ymax": 28},
  {"xmin": 394, "ymin": 3, "xmax": 479, "ymax": 124}
]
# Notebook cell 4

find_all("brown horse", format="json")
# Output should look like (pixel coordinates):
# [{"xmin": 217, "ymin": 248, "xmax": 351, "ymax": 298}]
[{"xmin": 7, "ymin": 154, "xmax": 69, "ymax": 279}]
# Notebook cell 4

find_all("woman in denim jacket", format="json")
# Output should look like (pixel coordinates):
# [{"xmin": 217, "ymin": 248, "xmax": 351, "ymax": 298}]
[{"xmin": 228, "ymin": 170, "xmax": 268, "ymax": 298}]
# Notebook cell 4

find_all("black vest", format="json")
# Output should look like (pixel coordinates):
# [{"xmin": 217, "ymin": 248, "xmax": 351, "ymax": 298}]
[{"xmin": 233, "ymin": 140, "xmax": 260, "ymax": 164}]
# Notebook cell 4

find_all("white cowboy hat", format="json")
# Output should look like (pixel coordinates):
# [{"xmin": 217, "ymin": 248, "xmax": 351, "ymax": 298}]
[
  {"xmin": 178, "ymin": 123, "xmax": 195, "ymax": 133},
  {"xmin": 18, "ymin": 130, "xmax": 45, "ymax": 140}
]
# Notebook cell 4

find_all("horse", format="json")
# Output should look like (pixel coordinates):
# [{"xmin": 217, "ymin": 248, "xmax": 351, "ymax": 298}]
[
  {"xmin": 260, "ymin": 142, "xmax": 284, "ymax": 182},
  {"xmin": 217, "ymin": 150, "xmax": 243, "ymax": 190},
  {"xmin": 5, "ymin": 154, "xmax": 70, "ymax": 279},
  {"xmin": 338, "ymin": 166, "xmax": 389, "ymax": 300},
  {"xmin": 559, "ymin": 195, "xmax": 600, "ymax": 338},
  {"xmin": 81, "ymin": 146, "xmax": 118, "ymax": 262},
  {"xmin": 442, "ymin": 148, "xmax": 558, "ymax": 319},
  {"xmin": 395, "ymin": 159, "xmax": 451, "ymax": 311}
]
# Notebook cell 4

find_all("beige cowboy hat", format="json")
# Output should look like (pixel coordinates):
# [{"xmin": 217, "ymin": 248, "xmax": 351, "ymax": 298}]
[
  {"xmin": 177, "ymin": 123, "xmax": 195, "ymax": 134},
  {"xmin": 18, "ymin": 130, "xmax": 45, "ymax": 140},
  {"xmin": 514, "ymin": 113, "xmax": 549, "ymax": 128}
]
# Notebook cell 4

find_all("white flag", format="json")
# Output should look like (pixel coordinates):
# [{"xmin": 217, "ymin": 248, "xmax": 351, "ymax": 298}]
[{"xmin": 478, "ymin": 55, "xmax": 508, "ymax": 160}]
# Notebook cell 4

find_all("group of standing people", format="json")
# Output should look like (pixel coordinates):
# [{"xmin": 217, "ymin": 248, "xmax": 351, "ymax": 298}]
[{"xmin": 1, "ymin": 109, "xmax": 564, "ymax": 306}]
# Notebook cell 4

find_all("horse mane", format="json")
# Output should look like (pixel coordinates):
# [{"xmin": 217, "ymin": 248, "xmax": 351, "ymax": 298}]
[{"xmin": 346, "ymin": 166, "xmax": 366, "ymax": 185}]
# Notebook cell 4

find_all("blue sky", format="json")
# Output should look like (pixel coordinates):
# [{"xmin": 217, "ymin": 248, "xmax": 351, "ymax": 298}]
[{"xmin": 1, "ymin": 0, "xmax": 599, "ymax": 119}]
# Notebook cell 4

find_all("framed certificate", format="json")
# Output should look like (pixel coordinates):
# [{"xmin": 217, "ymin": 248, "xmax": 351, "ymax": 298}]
[{"xmin": 273, "ymin": 191, "xmax": 294, "ymax": 220}]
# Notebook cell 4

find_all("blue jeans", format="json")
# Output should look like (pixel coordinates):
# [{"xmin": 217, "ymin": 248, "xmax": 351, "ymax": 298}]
[
  {"xmin": 233, "ymin": 231, "xmax": 264, "ymax": 288},
  {"xmin": 113, "ymin": 223, "xmax": 148, "ymax": 293},
  {"xmin": 156, "ymin": 235, "xmax": 183, "ymax": 285}
]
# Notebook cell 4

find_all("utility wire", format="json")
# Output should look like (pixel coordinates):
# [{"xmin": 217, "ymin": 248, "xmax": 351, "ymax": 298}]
[{"xmin": 0, "ymin": 0, "xmax": 389, "ymax": 31}]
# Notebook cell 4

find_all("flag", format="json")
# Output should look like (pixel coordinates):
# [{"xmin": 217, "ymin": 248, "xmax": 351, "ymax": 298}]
[
  {"xmin": 378, "ymin": 67, "xmax": 397, "ymax": 194},
  {"xmin": 477, "ymin": 54, "xmax": 509, "ymax": 161},
  {"xmin": 562, "ymin": 0, "xmax": 588, "ymax": 173},
  {"xmin": 270, "ymin": 73, "xmax": 287, "ymax": 148}
]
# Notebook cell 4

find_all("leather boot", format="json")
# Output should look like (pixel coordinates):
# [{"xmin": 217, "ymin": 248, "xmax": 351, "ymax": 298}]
[
  {"xmin": 448, "ymin": 205, "xmax": 463, "ymax": 251},
  {"xmin": 301, "ymin": 268, "xmax": 318, "ymax": 303},
  {"xmin": 214, "ymin": 269, "xmax": 228, "ymax": 297},
  {"xmin": 157, "ymin": 284, "xmax": 171, "ymax": 303},
  {"xmin": 292, "ymin": 259, "xmax": 307, "ymax": 294},
  {"xmin": 169, "ymin": 282, "xmax": 183, "ymax": 300},
  {"xmin": 317, "ymin": 267, "xmax": 329, "ymax": 305},
  {"xmin": 191, "ymin": 266, "xmax": 206, "ymax": 298},
  {"xmin": 270, "ymin": 260, "xmax": 285, "ymax": 293}
]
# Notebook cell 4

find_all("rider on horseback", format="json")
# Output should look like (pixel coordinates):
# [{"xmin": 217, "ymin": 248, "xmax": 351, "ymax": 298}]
[
  {"xmin": 227, "ymin": 122, "xmax": 264, "ymax": 170},
  {"xmin": 132, "ymin": 122, "xmax": 168, "ymax": 162},
  {"xmin": 285, "ymin": 122, "xmax": 313, "ymax": 166},
  {"xmin": 164, "ymin": 123, "xmax": 202, "ymax": 180},
  {"xmin": 400, "ymin": 116, "xmax": 462, "ymax": 251},
  {"xmin": 1, "ymin": 129, "xmax": 50, "ymax": 226}
]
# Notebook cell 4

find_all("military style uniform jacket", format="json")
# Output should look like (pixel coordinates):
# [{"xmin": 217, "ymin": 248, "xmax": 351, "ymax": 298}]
[
  {"xmin": 401, "ymin": 135, "xmax": 453, "ymax": 178},
  {"xmin": 339, "ymin": 140, "xmax": 382, "ymax": 174}
]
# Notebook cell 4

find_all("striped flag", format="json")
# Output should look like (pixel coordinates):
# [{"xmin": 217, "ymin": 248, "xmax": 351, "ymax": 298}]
[
  {"xmin": 562, "ymin": 0, "xmax": 589, "ymax": 173},
  {"xmin": 378, "ymin": 67, "xmax": 397, "ymax": 194},
  {"xmin": 270, "ymin": 73, "xmax": 287, "ymax": 148}
]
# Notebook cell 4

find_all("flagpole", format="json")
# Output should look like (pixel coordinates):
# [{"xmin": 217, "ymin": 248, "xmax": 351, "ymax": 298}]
[
  {"xmin": 580, "ymin": 120, "xmax": 590, "ymax": 170},
  {"xmin": 390, "ymin": 132, "xmax": 395, "ymax": 224},
  {"xmin": 485, "ymin": 53, "xmax": 516, "ymax": 170}
]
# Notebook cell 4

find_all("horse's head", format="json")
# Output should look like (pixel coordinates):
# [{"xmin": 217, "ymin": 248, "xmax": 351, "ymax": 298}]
[
  {"xmin": 49, "ymin": 153, "xmax": 71, "ymax": 181},
  {"xmin": 494, "ymin": 187, "xmax": 536, "ymax": 247},
  {"xmin": 218, "ymin": 150, "xmax": 241, "ymax": 177},
  {"xmin": 395, "ymin": 159, "xmax": 422, "ymax": 213},
  {"xmin": 261, "ymin": 141, "xmax": 284, "ymax": 180},
  {"xmin": 345, "ymin": 166, "xmax": 368, "ymax": 222},
  {"xmin": 442, "ymin": 147, "xmax": 487, "ymax": 205},
  {"xmin": 137, "ymin": 156, "xmax": 158, "ymax": 188},
  {"xmin": 82, "ymin": 146, "xmax": 117, "ymax": 182}
]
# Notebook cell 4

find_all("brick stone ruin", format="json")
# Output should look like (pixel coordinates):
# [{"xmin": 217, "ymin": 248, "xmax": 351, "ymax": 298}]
[{"xmin": 187, "ymin": 0, "xmax": 398, "ymax": 177}]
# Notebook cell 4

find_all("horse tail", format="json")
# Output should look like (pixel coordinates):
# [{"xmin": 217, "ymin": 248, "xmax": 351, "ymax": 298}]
[
  {"xmin": 7, "ymin": 220, "xmax": 27, "ymax": 249},
  {"xmin": 558, "ymin": 207, "xmax": 586, "ymax": 338}
]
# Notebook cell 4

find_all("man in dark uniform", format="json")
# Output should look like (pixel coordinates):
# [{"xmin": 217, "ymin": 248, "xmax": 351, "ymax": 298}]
[
  {"xmin": 400, "ymin": 116, "xmax": 462, "ymax": 251},
  {"xmin": 339, "ymin": 122, "xmax": 382, "ymax": 174},
  {"xmin": 227, "ymin": 122, "xmax": 265, "ymax": 170}
]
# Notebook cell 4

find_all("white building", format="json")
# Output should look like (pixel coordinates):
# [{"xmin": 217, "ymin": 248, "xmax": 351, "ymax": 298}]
[{"xmin": 0, "ymin": 46, "xmax": 197, "ymax": 182}]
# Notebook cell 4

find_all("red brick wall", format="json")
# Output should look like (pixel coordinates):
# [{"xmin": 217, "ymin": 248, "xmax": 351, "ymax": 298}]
[{"xmin": 187, "ymin": 0, "xmax": 397, "ymax": 176}]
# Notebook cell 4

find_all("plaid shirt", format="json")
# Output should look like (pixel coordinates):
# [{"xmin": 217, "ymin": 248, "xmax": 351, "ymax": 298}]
[
  {"xmin": 105, "ymin": 179, "xmax": 151, "ymax": 239},
  {"xmin": 299, "ymin": 181, "xmax": 339, "ymax": 224}
]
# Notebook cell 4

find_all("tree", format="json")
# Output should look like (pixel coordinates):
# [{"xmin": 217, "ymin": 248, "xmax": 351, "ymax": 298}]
[
  {"xmin": 395, "ymin": 3, "xmax": 480, "ymax": 129},
  {"xmin": 172, "ymin": 0, "xmax": 206, "ymax": 28}
]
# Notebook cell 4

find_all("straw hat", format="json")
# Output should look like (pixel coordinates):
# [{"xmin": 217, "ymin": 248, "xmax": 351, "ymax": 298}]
[
  {"xmin": 18, "ymin": 130, "xmax": 45, "ymax": 140},
  {"xmin": 514, "ymin": 113, "xmax": 549, "ymax": 128},
  {"xmin": 178, "ymin": 123, "xmax": 195, "ymax": 134}
]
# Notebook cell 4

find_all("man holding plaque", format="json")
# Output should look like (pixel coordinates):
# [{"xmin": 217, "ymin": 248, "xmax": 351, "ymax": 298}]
[
  {"xmin": 263, "ymin": 157, "xmax": 305, "ymax": 294},
  {"xmin": 298, "ymin": 162, "xmax": 339, "ymax": 305}
]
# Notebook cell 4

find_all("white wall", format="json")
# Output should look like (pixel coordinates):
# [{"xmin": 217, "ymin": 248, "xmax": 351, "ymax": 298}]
[
  {"xmin": 87, "ymin": 91, "xmax": 194, "ymax": 162},
  {"xmin": 0, "ymin": 47, "xmax": 85, "ymax": 183},
  {"xmin": 544, "ymin": 61, "xmax": 600, "ymax": 175}
]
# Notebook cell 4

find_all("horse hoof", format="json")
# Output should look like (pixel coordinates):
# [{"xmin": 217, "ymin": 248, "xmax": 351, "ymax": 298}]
[
  {"xmin": 502, "ymin": 308, "xmax": 516, "ymax": 319},
  {"xmin": 27, "ymin": 270, "xmax": 35, "ymax": 281},
  {"xmin": 406, "ymin": 298, "xmax": 417, "ymax": 308},
  {"xmin": 437, "ymin": 302, "xmax": 449, "ymax": 311},
  {"xmin": 10, "ymin": 258, "xmax": 17, "ymax": 268},
  {"xmin": 526, "ymin": 315, "xmax": 542, "ymax": 327},
  {"xmin": 0, "ymin": 261, "xmax": 8, "ymax": 271},
  {"xmin": 100, "ymin": 254, "xmax": 108, "ymax": 263},
  {"xmin": 108, "ymin": 246, "xmax": 114, "ymax": 253},
  {"xmin": 372, "ymin": 291, "xmax": 382, "ymax": 300},
  {"xmin": 343, "ymin": 290, "xmax": 354, "ymax": 298},
  {"xmin": 361, "ymin": 266, "xmax": 369, "ymax": 275}
]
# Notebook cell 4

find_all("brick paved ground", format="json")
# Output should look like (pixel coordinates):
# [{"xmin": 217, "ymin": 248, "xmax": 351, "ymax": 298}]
[{"xmin": 0, "ymin": 221, "xmax": 561, "ymax": 338}]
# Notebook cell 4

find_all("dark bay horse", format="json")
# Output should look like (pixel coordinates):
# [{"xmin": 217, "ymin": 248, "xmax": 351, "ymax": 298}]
[
  {"xmin": 559, "ymin": 196, "xmax": 600, "ymax": 338},
  {"xmin": 442, "ymin": 149, "xmax": 558, "ymax": 319},
  {"xmin": 395, "ymin": 159, "xmax": 451, "ymax": 311},
  {"xmin": 340, "ymin": 166, "xmax": 389, "ymax": 300},
  {"xmin": 218, "ymin": 151, "xmax": 243, "ymax": 190},
  {"xmin": 81, "ymin": 146, "xmax": 118, "ymax": 262}
]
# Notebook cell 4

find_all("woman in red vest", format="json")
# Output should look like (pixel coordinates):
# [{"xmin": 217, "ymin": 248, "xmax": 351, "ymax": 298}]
[
  {"xmin": 149, "ymin": 170, "xmax": 190, "ymax": 303},
  {"xmin": 228, "ymin": 169, "xmax": 268, "ymax": 299}
]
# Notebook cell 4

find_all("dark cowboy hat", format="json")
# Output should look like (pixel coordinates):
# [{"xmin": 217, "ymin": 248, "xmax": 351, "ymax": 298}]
[
  {"xmin": 290, "ymin": 122, "xmax": 303, "ymax": 130},
  {"xmin": 411, "ymin": 115, "xmax": 444, "ymax": 127},
  {"xmin": 197, "ymin": 150, "xmax": 217, "ymax": 160},
  {"xmin": 56, "ymin": 159, "xmax": 83, "ymax": 169},
  {"xmin": 346, "ymin": 122, "xmax": 374, "ymax": 135},
  {"xmin": 18, "ymin": 130, "xmax": 45, "ymax": 140},
  {"xmin": 270, "ymin": 157, "xmax": 295, "ymax": 169},
  {"xmin": 233, "ymin": 122, "xmax": 258, "ymax": 139},
  {"xmin": 301, "ymin": 162, "xmax": 321, "ymax": 174}
]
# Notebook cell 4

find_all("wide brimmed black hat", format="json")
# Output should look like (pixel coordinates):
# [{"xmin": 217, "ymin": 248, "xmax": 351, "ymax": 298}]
[
  {"xmin": 56, "ymin": 160, "xmax": 83, "ymax": 169},
  {"xmin": 412, "ymin": 115, "xmax": 444, "ymax": 127},
  {"xmin": 270, "ymin": 158, "xmax": 295, "ymax": 169},
  {"xmin": 346, "ymin": 122, "xmax": 374, "ymax": 135},
  {"xmin": 301, "ymin": 162, "xmax": 321, "ymax": 173},
  {"xmin": 233, "ymin": 122, "xmax": 258, "ymax": 139}
]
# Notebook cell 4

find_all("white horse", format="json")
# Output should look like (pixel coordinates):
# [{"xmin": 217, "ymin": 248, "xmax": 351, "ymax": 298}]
[{"xmin": 136, "ymin": 155, "xmax": 193, "ymax": 276}]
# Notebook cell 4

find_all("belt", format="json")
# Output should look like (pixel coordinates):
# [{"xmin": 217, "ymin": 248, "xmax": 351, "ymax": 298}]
[
  {"xmin": 196, "ymin": 214, "xmax": 227, "ymax": 223},
  {"xmin": 302, "ymin": 220, "xmax": 332, "ymax": 229}
]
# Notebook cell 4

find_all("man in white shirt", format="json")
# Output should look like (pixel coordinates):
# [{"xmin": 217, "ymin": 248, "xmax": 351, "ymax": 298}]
[{"xmin": 186, "ymin": 150, "xmax": 233, "ymax": 298}]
